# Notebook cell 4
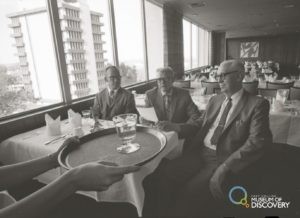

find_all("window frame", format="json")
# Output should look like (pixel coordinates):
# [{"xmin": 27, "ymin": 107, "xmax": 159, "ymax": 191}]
[{"xmin": 0, "ymin": 0, "xmax": 163, "ymax": 122}]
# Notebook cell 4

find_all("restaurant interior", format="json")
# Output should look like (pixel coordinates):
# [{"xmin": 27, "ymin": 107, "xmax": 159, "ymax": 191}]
[{"xmin": 0, "ymin": 0, "xmax": 300, "ymax": 217}]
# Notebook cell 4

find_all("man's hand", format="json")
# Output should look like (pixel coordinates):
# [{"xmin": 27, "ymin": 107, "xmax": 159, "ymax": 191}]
[
  {"xmin": 209, "ymin": 163, "xmax": 228, "ymax": 201},
  {"xmin": 50, "ymin": 137, "xmax": 80, "ymax": 167},
  {"xmin": 156, "ymin": 121, "xmax": 181, "ymax": 132},
  {"xmin": 69, "ymin": 162, "xmax": 140, "ymax": 192}
]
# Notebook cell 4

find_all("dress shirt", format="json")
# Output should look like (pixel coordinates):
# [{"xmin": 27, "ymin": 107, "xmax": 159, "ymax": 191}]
[{"xmin": 203, "ymin": 88, "xmax": 244, "ymax": 150}]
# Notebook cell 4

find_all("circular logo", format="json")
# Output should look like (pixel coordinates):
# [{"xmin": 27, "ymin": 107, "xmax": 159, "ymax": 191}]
[{"xmin": 228, "ymin": 186, "xmax": 249, "ymax": 208}]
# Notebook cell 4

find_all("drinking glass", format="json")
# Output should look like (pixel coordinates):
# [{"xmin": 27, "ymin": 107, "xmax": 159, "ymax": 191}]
[
  {"xmin": 82, "ymin": 110, "xmax": 91, "ymax": 119},
  {"xmin": 113, "ymin": 113, "xmax": 140, "ymax": 154}
]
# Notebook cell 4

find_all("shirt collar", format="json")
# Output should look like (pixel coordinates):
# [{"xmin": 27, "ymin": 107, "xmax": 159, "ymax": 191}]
[
  {"xmin": 161, "ymin": 87, "xmax": 173, "ymax": 97},
  {"xmin": 228, "ymin": 88, "xmax": 243, "ymax": 104},
  {"xmin": 107, "ymin": 87, "xmax": 120, "ymax": 95}
]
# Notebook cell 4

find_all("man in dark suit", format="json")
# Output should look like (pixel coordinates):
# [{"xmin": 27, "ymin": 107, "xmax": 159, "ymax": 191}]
[
  {"xmin": 142, "ymin": 60, "xmax": 272, "ymax": 217},
  {"xmin": 92, "ymin": 66, "xmax": 138, "ymax": 121},
  {"xmin": 143, "ymin": 67, "xmax": 201, "ymax": 139}
]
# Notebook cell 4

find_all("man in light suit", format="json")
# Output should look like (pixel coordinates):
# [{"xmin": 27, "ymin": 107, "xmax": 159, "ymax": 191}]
[
  {"xmin": 143, "ymin": 67, "xmax": 201, "ymax": 139},
  {"xmin": 92, "ymin": 66, "xmax": 138, "ymax": 121},
  {"xmin": 142, "ymin": 60, "xmax": 272, "ymax": 217}
]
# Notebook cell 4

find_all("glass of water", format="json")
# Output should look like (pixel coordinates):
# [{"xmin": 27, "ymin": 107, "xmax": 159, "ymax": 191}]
[{"xmin": 113, "ymin": 113, "xmax": 140, "ymax": 154}]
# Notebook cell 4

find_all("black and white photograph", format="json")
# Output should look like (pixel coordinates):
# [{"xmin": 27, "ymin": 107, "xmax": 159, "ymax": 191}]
[{"xmin": 0, "ymin": 0, "xmax": 300, "ymax": 217}]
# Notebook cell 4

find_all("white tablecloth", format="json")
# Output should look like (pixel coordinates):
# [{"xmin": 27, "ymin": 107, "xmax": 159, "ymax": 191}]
[
  {"xmin": 269, "ymin": 111, "xmax": 300, "ymax": 147},
  {"xmin": 0, "ymin": 120, "xmax": 179, "ymax": 216}
]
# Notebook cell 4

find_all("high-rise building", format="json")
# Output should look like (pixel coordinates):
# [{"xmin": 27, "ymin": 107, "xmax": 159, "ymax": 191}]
[{"xmin": 8, "ymin": 1, "xmax": 107, "ymax": 100}]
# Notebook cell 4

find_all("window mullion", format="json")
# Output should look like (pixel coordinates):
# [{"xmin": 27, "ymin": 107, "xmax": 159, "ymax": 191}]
[
  {"xmin": 108, "ymin": 0, "xmax": 119, "ymax": 66},
  {"xmin": 141, "ymin": 0, "xmax": 149, "ymax": 81},
  {"xmin": 47, "ymin": 0, "xmax": 72, "ymax": 104}
]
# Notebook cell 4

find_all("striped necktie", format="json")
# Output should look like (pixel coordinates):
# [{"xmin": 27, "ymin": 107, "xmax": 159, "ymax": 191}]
[{"xmin": 210, "ymin": 98, "xmax": 232, "ymax": 145}]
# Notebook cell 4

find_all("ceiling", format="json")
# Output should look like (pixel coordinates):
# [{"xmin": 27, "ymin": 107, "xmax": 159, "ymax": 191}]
[{"xmin": 152, "ymin": 0, "xmax": 300, "ymax": 38}]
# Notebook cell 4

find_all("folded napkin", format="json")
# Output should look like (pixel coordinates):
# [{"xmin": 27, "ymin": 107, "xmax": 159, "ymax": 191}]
[
  {"xmin": 68, "ymin": 109, "xmax": 82, "ymax": 129},
  {"xmin": 276, "ymin": 89, "xmax": 289, "ymax": 104},
  {"xmin": 45, "ymin": 114, "xmax": 61, "ymax": 136}
]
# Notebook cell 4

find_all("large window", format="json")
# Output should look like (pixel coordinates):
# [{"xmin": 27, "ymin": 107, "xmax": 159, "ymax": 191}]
[
  {"xmin": 145, "ymin": 1, "xmax": 163, "ymax": 79},
  {"xmin": 0, "ymin": 0, "xmax": 62, "ymax": 118},
  {"xmin": 183, "ymin": 19, "xmax": 191, "ymax": 70},
  {"xmin": 57, "ymin": 0, "xmax": 114, "ymax": 99},
  {"xmin": 183, "ymin": 18, "xmax": 210, "ymax": 70},
  {"xmin": 114, "ymin": 0, "xmax": 146, "ymax": 86},
  {"xmin": 191, "ymin": 23, "xmax": 198, "ymax": 68}
]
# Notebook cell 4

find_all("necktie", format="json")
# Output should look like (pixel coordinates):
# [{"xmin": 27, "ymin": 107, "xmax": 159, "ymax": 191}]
[
  {"xmin": 109, "ymin": 90, "xmax": 115, "ymax": 104},
  {"xmin": 210, "ymin": 98, "xmax": 232, "ymax": 145},
  {"xmin": 163, "ymin": 95, "xmax": 171, "ymax": 113}
]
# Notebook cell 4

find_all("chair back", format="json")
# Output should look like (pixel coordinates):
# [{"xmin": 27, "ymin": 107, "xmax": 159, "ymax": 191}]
[
  {"xmin": 242, "ymin": 80, "xmax": 258, "ymax": 95},
  {"xmin": 258, "ymin": 88, "xmax": 277, "ymax": 98},
  {"xmin": 289, "ymin": 87, "xmax": 300, "ymax": 100},
  {"xmin": 201, "ymin": 81, "xmax": 220, "ymax": 95},
  {"xmin": 266, "ymin": 81, "xmax": 294, "ymax": 90},
  {"xmin": 213, "ymin": 87, "xmax": 221, "ymax": 94}
]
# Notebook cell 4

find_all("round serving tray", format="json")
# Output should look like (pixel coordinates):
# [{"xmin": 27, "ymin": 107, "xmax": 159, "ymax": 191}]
[{"xmin": 58, "ymin": 126, "xmax": 166, "ymax": 169}]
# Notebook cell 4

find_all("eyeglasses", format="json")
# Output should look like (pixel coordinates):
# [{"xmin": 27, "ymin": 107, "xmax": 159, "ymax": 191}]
[
  {"xmin": 106, "ymin": 76, "xmax": 121, "ymax": 81},
  {"xmin": 214, "ymin": 70, "xmax": 239, "ymax": 81},
  {"xmin": 157, "ymin": 77, "xmax": 173, "ymax": 83}
]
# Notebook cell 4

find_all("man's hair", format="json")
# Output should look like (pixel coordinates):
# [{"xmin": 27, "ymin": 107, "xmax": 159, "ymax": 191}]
[
  {"xmin": 104, "ymin": 65, "xmax": 120, "ymax": 78},
  {"xmin": 156, "ymin": 67, "xmax": 174, "ymax": 77}
]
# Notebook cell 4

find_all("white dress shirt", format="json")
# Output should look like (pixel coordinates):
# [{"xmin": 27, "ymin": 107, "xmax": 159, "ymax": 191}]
[{"xmin": 203, "ymin": 89, "xmax": 244, "ymax": 150}]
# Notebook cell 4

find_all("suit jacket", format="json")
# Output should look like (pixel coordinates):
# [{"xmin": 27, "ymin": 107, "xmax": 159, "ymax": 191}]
[
  {"xmin": 191, "ymin": 89, "xmax": 272, "ymax": 173},
  {"xmin": 93, "ymin": 87, "xmax": 138, "ymax": 120},
  {"xmin": 145, "ymin": 87, "xmax": 201, "ymax": 138}
]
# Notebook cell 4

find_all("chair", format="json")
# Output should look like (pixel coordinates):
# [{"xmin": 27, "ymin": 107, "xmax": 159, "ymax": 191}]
[
  {"xmin": 213, "ymin": 87, "xmax": 221, "ymax": 94},
  {"xmin": 242, "ymin": 80, "xmax": 258, "ymax": 95},
  {"xmin": 289, "ymin": 87, "xmax": 300, "ymax": 100},
  {"xmin": 266, "ymin": 81, "xmax": 294, "ymax": 90},
  {"xmin": 258, "ymin": 88, "xmax": 277, "ymax": 98},
  {"xmin": 201, "ymin": 81, "xmax": 220, "ymax": 95}
]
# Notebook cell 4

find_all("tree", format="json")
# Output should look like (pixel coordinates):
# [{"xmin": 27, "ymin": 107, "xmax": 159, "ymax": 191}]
[
  {"xmin": 119, "ymin": 62, "xmax": 137, "ymax": 84},
  {"xmin": 0, "ymin": 64, "xmax": 35, "ymax": 117}
]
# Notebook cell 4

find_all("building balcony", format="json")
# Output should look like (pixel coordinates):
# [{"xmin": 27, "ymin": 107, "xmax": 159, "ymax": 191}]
[
  {"xmin": 11, "ymin": 32, "xmax": 22, "ymax": 38},
  {"xmin": 65, "ymin": 38, "xmax": 84, "ymax": 43},
  {"xmin": 8, "ymin": 22, "xmax": 20, "ymax": 28},
  {"xmin": 68, "ymin": 59, "xmax": 86, "ymax": 64},
  {"xmin": 63, "ymin": 26, "xmax": 82, "ymax": 32},
  {"xmin": 72, "ymin": 79, "xmax": 89, "ymax": 85},
  {"xmin": 67, "ymin": 48, "xmax": 85, "ymax": 54},
  {"xmin": 62, "ymin": 15, "xmax": 81, "ymax": 21},
  {"xmin": 14, "ymin": 42, "xmax": 24, "ymax": 47},
  {"xmin": 74, "ymin": 88, "xmax": 90, "ymax": 97},
  {"xmin": 71, "ymin": 69, "xmax": 87, "ymax": 74},
  {"xmin": 94, "ymin": 49, "xmax": 106, "ymax": 54},
  {"xmin": 20, "ymin": 61, "xmax": 28, "ymax": 67},
  {"xmin": 91, "ymin": 20, "xmax": 104, "ymax": 25},
  {"xmin": 15, "ymin": 52, "xmax": 26, "ymax": 57}
]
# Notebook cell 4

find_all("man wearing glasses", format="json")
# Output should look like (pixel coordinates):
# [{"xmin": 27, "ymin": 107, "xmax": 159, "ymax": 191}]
[
  {"xmin": 142, "ymin": 67, "xmax": 201, "ymax": 141},
  {"xmin": 143, "ymin": 60, "xmax": 272, "ymax": 217},
  {"xmin": 92, "ymin": 66, "xmax": 138, "ymax": 121}
]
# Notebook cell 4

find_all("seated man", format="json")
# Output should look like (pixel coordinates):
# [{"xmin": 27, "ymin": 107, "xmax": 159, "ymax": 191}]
[
  {"xmin": 0, "ymin": 137, "xmax": 139, "ymax": 218},
  {"xmin": 142, "ymin": 60, "xmax": 272, "ymax": 217},
  {"xmin": 143, "ymin": 67, "xmax": 201, "ymax": 139},
  {"xmin": 93, "ymin": 66, "xmax": 138, "ymax": 121}
]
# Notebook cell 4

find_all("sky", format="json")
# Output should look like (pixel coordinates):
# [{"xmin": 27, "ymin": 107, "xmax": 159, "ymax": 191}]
[
  {"xmin": 0, "ymin": 0, "xmax": 45, "ymax": 65},
  {"xmin": 0, "ymin": 0, "xmax": 164, "ymax": 75}
]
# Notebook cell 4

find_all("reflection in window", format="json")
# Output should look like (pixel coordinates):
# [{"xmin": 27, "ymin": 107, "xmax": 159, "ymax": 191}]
[
  {"xmin": 114, "ymin": 0, "xmax": 146, "ymax": 86},
  {"xmin": 183, "ymin": 19, "xmax": 191, "ymax": 70},
  {"xmin": 145, "ymin": 1, "xmax": 163, "ymax": 79},
  {"xmin": 58, "ymin": 0, "xmax": 113, "ymax": 99},
  {"xmin": 0, "ymin": 0, "xmax": 62, "ymax": 118}
]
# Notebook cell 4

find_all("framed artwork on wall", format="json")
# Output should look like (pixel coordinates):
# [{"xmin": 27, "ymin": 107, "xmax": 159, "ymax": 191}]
[{"xmin": 240, "ymin": 41, "xmax": 259, "ymax": 58}]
